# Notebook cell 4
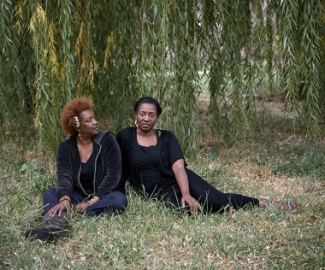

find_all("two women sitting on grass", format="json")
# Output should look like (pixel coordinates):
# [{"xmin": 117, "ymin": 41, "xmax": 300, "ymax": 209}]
[{"xmin": 25, "ymin": 96, "xmax": 298, "ymax": 242}]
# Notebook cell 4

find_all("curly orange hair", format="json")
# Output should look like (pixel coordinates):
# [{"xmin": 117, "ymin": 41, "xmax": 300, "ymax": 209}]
[{"xmin": 60, "ymin": 97, "xmax": 93, "ymax": 135}]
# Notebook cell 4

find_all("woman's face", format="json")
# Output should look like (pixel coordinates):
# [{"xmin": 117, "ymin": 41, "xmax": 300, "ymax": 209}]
[
  {"xmin": 136, "ymin": 103, "xmax": 157, "ymax": 132},
  {"xmin": 78, "ymin": 109, "xmax": 99, "ymax": 137}
]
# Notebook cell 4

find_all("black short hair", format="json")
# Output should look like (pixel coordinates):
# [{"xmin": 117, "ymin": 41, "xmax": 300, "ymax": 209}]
[{"xmin": 134, "ymin": 96, "xmax": 163, "ymax": 117}]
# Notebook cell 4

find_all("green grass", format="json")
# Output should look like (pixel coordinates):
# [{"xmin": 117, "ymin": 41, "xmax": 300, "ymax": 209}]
[{"xmin": 1, "ymin": 111, "xmax": 325, "ymax": 269}]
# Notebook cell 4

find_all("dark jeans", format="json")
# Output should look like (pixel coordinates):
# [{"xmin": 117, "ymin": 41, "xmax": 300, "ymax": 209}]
[{"xmin": 43, "ymin": 188, "xmax": 127, "ymax": 216}]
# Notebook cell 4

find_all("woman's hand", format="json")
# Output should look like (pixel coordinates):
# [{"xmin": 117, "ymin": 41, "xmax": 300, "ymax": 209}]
[
  {"xmin": 48, "ymin": 201, "xmax": 71, "ymax": 217},
  {"xmin": 75, "ymin": 196, "xmax": 99, "ymax": 214},
  {"xmin": 75, "ymin": 202, "xmax": 92, "ymax": 214},
  {"xmin": 172, "ymin": 159, "xmax": 202, "ymax": 214},
  {"xmin": 181, "ymin": 194, "xmax": 202, "ymax": 214}
]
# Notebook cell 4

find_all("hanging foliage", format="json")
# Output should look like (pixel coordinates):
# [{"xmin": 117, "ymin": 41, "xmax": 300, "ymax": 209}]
[
  {"xmin": 0, "ymin": 0, "xmax": 324, "ymax": 156},
  {"xmin": 0, "ymin": 0, "xmax": 32, "ymax": 138}
]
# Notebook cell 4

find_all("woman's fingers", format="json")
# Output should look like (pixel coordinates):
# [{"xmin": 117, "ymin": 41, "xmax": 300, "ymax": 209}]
[
  {"xmin": 48, "ymin": 205, "xmax": 61, "ymax": 216},
  {"xmin": 182, "ymin": 196, "xmax": 203, "ymax": 214},
  {"xmin": 48, "ymin": 203, "xmax": 71, "ymax": 216},
  {"xmin": 192, "ymin": 200, "xmax": 203, "ymax": 214},
  {"xmin": 75, "ymin": 204, "xmax": 82, "ymax": 213},
  {"xmin": 75, "ymin": 202, "xmax": 90, "ymax": 214},
  {"xmin": 188, "ymin": 199, "xmax": 202, "ymax": 214}
]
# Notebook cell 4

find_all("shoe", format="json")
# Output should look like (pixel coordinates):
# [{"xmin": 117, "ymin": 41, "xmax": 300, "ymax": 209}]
[{"xmin": 24, "ymin": 227, "xmax": 69, "ymax": 242}]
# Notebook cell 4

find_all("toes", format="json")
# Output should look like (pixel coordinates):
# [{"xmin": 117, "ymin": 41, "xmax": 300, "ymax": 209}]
[{"xmin": 282, "ymin": 201, "xmax": 299, "ymax": 211}]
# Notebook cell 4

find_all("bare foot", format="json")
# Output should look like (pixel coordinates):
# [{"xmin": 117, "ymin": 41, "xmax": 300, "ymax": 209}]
[{"xmin": 259, "ymin": 200, "xmax": 299, "ymax": 211}]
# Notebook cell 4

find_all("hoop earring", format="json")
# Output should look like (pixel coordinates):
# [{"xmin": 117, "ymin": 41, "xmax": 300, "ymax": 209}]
[{"xmin": 134, "ymin": 120, "xmax": 138, "ymax": 128}]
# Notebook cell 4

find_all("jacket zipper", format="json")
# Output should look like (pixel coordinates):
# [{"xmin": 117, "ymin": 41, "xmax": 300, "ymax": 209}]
[{"xmin": 92, "ymin": 144, "xmax": 101, "ymax": 195}]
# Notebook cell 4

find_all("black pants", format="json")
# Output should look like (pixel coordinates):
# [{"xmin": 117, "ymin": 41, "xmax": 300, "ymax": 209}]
[{"xmin": 163, "ymin": 170, "xmax": 259, "ymax": 213}]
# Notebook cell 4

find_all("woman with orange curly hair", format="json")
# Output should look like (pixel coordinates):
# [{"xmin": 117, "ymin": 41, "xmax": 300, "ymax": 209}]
[{"xmin": 25, "ymin": 97, "xmax": 127, "ymax": 242}]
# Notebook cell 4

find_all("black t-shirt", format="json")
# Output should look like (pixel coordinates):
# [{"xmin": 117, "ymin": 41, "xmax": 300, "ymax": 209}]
[
  {"xmin": 132, "ymin": 131, "xmax": 182, "ymax": 197},
  {"xmin": 80, "ymin": 151, "xmax": 95, "ymax": 193}
]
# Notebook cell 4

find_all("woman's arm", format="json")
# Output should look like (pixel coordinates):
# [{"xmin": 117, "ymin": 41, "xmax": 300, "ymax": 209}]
[
  {"xmin": 56, "ymin": 142, "xmax": 75, "ymax": 197},
  {"xmin": 47, "ymin": 141, "xmax": 75, "ymax": 216},
  {"xmin": 172, "ymin": 159, "xmax": 202, "ymax": 213},
  {"xmin": 95, "ymin": 133, "xmax": 122, "ymax": 197},
  {"xmin": 116, "ymin": 129, "xmax": 132, "ymax": 184}
]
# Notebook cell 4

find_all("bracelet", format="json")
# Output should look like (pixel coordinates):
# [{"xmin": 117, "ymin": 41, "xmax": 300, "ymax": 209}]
[
  {"xmin": 60, "ymin": 195, "xmax": 71, "ymax": 203},
  {"xmin": 88, "ymin": 199, "xmax": 96, "ymax": 205}
]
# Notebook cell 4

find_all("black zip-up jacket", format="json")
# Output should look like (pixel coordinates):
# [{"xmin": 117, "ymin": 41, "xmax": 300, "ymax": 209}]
[{"xmin": 55, "ymin": 130, "xmax": 123, "ymax": 198}]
